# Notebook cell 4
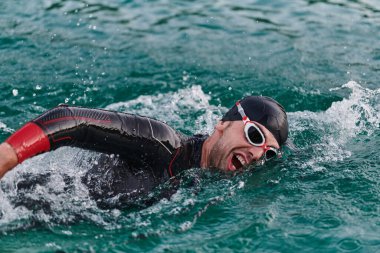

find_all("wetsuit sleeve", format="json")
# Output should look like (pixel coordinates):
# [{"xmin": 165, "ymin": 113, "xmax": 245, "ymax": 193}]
[{"xmin": 5, "ymin": 105, "xmax": 182, "ymax": 163}]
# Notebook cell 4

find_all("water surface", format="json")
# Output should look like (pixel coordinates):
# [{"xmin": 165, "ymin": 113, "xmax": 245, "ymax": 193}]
[{"xmin": 0, "ymin": 0, "xmax": 379, "ymax": 252}]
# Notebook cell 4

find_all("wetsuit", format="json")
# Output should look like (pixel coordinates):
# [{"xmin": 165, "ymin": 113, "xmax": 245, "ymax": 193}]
[{"xmin": 6, "ymin": 105, "xmax": 207, "ymax": 207}]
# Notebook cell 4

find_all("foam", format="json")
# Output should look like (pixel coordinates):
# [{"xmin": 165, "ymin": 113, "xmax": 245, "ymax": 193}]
[
  {"xmin": 105, "ymin": 85, "xmax": 224, "ymax": 134},
  {"xmin": 288, "ymin": 81, "xmax": 379, "ymax": 171},
  {"xmin": 0, "ymin": 122, "xmax": 13, "ymax": 133}
]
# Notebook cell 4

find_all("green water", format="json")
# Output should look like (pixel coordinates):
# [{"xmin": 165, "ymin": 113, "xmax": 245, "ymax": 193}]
[{"xmin": 1, "ymin": 0, "xmax": 379, "ymax": 252}]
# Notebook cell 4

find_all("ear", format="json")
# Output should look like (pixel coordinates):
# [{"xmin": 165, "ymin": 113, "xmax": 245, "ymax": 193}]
[{"xmin": 215, "ymin": 121, "xmax": 229, "ymax": 132}]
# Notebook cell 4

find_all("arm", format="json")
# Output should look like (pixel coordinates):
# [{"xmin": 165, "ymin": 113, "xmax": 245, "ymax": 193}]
[{"xmin": 0, "ymin": 105, "xmax": 182, "ymax": 179}]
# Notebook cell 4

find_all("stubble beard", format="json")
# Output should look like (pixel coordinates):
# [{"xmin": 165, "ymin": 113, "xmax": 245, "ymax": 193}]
[{"xmin": 208, "ymin": 138, "xmax": 226, "ymax": 170}]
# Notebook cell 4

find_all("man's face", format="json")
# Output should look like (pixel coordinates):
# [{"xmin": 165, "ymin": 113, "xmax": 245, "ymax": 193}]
[{"xmin": 208, "ymin": 120, "xmax": 280, "ymax": 171}]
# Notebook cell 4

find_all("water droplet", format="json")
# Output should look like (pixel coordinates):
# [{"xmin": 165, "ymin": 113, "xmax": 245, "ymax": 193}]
[
  {"xmin": 111, "ymin": 209, "xmax": 120, "ymax": 217},
  {"xmin": 62, "ymin": 230, "xmax": 73, "ymax": 236}
]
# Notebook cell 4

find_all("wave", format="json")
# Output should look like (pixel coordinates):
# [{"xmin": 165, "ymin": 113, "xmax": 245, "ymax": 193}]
[
  {"xmin": 288, "ymin": 81, "xmax": 379, "ymax": 171},
  {"xmin": 105, "ymin": 85, "xmax": 224, "ymax": 134}
]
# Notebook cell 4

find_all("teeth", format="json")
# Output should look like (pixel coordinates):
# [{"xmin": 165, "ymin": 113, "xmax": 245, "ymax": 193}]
[{"xmin": 236, "ymin": 155, "xmax": 246, "ymax": 166}]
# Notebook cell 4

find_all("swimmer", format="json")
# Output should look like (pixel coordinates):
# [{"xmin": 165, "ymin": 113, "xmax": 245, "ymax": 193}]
[{"xmin": 0, "ymin": 96, "xmax": 288, "ymax": 205}]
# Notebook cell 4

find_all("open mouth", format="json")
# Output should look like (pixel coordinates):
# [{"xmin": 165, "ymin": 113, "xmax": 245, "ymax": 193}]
[{"xmin": 230, "ymin": 154, "xmax": 246, "ymax": 171}]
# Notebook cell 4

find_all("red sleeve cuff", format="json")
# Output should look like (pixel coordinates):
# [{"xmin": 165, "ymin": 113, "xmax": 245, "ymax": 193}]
[{"xmin": 5, "ymin": 122, "xmax": 51, "ymax": 163}]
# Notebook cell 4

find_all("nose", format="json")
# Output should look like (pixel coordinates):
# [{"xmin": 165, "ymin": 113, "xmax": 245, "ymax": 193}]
[{"xmin": 247, "ymin": 145, "xmax": 265, "ymax": 162}]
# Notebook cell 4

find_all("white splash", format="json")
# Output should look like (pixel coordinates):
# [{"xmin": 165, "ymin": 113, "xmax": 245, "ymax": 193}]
[
  {"xmin": 0, "ymin": 148, "xmax": 111, "ymax": 229},
  {"xmin": 0, "ymin": 122, "xmax": 13, "ymax": 133},
  {"xmin": 288, "ymin": 81, "xmax": 380, "ymax": 171},
  {"xmin": 106, "ymin": 85, "xmax": 225, "ymax": 134}
]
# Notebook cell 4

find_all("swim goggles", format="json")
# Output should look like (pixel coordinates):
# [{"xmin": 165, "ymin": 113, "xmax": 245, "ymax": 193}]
[{"xmin": 236, "ymin": 101, "xmax": 281, "ymax": 163}]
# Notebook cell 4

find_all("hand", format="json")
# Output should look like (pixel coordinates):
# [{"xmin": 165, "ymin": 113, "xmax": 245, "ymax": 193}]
[{"xmin": 0, "ymin": 142, "xmax": 18, "ymax": 179}]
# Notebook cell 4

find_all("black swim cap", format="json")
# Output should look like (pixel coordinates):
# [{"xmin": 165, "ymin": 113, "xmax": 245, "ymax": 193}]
[{"xmin": 222, "ymin": 96, "xmax": 288, "ymax": 146}]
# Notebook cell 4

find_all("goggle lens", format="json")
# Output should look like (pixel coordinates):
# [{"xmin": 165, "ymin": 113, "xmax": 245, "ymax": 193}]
[
  {"xmin": 245, "ymin": 123, "xmax": 265, "ymax": 146},
  {"xmin": 265, "ymin": 149, "xmax": 277, "ymax": 160}
]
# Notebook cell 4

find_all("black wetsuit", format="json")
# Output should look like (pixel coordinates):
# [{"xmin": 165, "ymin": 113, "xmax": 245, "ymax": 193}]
[{"xmin": 7, "ymin": 105, "xmax": 207, "ymax": 207}]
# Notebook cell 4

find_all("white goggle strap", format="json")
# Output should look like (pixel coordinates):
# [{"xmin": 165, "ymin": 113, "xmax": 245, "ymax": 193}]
[{"xmin": 236, "ymin": 101, "xmax": 250, "ymax": 124}]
